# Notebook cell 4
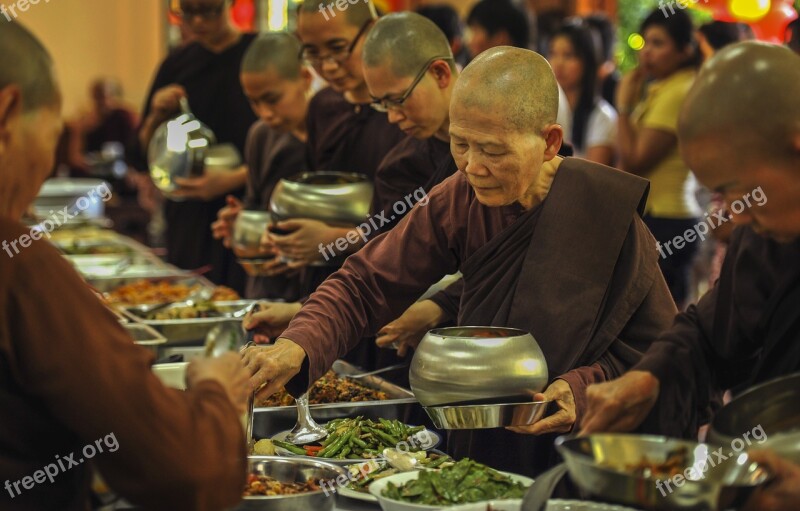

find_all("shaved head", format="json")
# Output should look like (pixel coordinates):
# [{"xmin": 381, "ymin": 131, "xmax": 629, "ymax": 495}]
[
  {"xmin": 455, "ymin": 46, "xmax": 558, "ymax": 132},
  {"xmin": 679, "ymin": 42, "xmax": 800, "ymax": 156},
  {"xmin": 298, "ymin": 0, "xmax": 376, "ymax": 27},
  {"xmin": 0, "ymin": 21, "xmax": 58, "ymax": 112},
  {"xmin": 363, "ymin": 12, "xmax": 455, "ymax": 77},
  {"xmin": 241, "ymin": 32, "xmax": 303, "ymax": 79}
]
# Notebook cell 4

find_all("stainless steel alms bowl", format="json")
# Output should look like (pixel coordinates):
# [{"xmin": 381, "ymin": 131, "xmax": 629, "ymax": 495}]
[
  {"xmin": 409, "ymin": 327, "xmax": 549, "ymax": 407},
  {"xmin": 234, "ymin": 456, "xmax": 345, "ymax": 511},
  {"xmin": 269, "ymin": 171, "xmax": 374, "ymax": 227},
  {"xmin": 556, "ymin": 434, "xmax": 771, "ymax": 511},
  {"xmin": 233, "ymin": 211, "xmax": 274, "ymax": 260},
  {"xmin": 709, "ymin": 372, "xmax": 800, "ymax": 464}
]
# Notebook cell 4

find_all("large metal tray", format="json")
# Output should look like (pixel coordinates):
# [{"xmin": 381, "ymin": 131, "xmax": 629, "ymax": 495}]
[
  {"xmin": 252, "ymin": 360, "xmax": 419, "ymax": 439},
  {"xmin": 94, "ymin": 274, "xmax": 214, "ymax": 297},
  {"xmin": 124, "ymin": 299, "xmax": 257, "ymax": 344}
]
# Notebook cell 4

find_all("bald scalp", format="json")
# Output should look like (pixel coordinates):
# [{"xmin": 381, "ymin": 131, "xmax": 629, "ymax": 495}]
[
  {"xmin": 363, "ymin": 12, "xmax": 455, "ymax": 77},
  {"xmin": 242, "ymin": 32, "xmax": 303, "ymax": 79},
  {"xmin": 679, "ymin": 42, "xmax": 800, "ymax": 156},
  {"xmin": 455, "ymin": 47, "xmax": 559, "ymax": 132},
  {"xmin": 298, "ymin": 0, "xmax": 376, "ymax": 27},
  {"xmin": 0, "ymin": 21, "xmax": 58, "ymax": 112}
]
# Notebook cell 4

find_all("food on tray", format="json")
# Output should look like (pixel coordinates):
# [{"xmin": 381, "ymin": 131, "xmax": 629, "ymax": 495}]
[
  {"xmin": 146, "ymin": 301, "xmax": 221, "ymax": 320},
  {"xmin": 242, "ymin": 474, "xmax": 321, "ymax": 497},
  {"xmin": 274, "ymin": 417, "xmax": 429, "ymax": 460},
  {"xmin": 105, "ymin": 280, "xmax": 239, "ymax": 306},
  {"xmin": 382, "ymin": 459, "xmax": 529, "ymax": 505},
  {"xmin": 60, "ymin": 241, "xmax": 133, "ymax": 255},
  {"xmin": 251, "ymin": 439, "xmax": 276, "ymax": 456},
  {"xmin": 345, "ymin": 453, "xmax": 454, "ymax": 493},
  {"xmin": 623, "ymin": 447, "xmax": 689, "ymax": 479},
  {"xmin": 259, "ymin": 370, "xmax": 389, "ymax": 407}
]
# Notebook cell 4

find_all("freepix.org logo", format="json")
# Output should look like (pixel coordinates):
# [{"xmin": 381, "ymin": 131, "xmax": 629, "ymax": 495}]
[{"xmin": 1, "ymin": 0, "xmax": 54, "ymax": 22}]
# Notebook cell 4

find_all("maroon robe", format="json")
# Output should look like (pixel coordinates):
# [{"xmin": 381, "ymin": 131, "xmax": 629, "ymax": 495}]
[{"xmin": 281, "ymin": 158, "xmax": 677, "ymax": 476}]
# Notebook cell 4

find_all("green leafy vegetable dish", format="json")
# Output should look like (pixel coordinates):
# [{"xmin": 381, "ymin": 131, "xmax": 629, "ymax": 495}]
[{"xmin": 382, "ymin": 459, "xmax": 529, "ymax": 505}]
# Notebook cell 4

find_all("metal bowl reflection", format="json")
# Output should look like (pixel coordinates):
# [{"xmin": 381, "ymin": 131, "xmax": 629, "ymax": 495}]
[
  {"xmin": 556, "ymin": 434, "xmax": 770, "ymax": 511},
  {"xmin": 233, "ymin": 211, "xmax": 273, "ymax": 260},
  {"xmin": 269, "ymin": 171, "xmax": 373, "ymax": 226},
  {"xmin": 424, "ymin": 399, "xmax": 550, "ymax": 430},
  {"xmin": 409, "ymin": 327, "xmax": 548, "ymax": 407}
]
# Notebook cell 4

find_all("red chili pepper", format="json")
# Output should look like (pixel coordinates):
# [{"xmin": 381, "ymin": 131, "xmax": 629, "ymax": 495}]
[{"xmin": 304, "ymin": 445, "xmax": 323, "ymax": 456}]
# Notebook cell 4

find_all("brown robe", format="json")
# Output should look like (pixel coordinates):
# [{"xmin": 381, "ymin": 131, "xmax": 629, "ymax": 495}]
[
  {"xmin": 0, "ymin": 219, "xmax": 246, "ymax": 510},
  {"xmin": 241, "ymin": 121, "xmax": 308, "ymax": 302},
  {"xmin": 281, "ymin": 158, "xmax": 677, "ymax": 476},
  {"xmin": 637, "ymin": 227, "xmax": 800, "ymax": 438}
]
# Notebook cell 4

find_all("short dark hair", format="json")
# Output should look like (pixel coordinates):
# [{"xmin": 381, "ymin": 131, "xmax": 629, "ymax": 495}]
[
  {"xmin": 584, "ymin": 13, "xmax": 616, "ymax": 62},
  {"xmin": 415, "ymin": 5, "xmax": 463, "ymax": 44},
  {"xmin": 0, "ymin": 21, "xmax": 59, "ymax": 112},
  {"xmin": 640, "ymin": 8, "xmax": 701, "ymax": 68},
  {"xmin": 787, "ymin": 17, "xmax": 800, "ymax": 52},
  {"xmin": 698, "ymin": 21, "xmax": 742, "ymax": 51},
  {"xmin": 466, "ymin": 0, "xmax": 530, "ymax": 49}
]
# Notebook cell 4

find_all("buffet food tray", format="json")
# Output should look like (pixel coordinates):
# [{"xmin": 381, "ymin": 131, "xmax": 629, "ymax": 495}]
[
  {"xmin": 94, "ymin": 274, "xmax": 214, "ymax": 297},
  {"xmin": 123, "ymin": 300, "xmax": 257, "ymax": 344},
  {"xmin": 252, "ymin": 360, "xmax": 418, "ymax": 439}
]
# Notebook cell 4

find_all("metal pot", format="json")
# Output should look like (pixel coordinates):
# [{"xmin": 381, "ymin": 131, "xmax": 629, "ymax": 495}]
[
  {"xmin": 409, "ymin": 326, "xmax": 549, "ymax": 407},
  {"xmin": 269, "ymin": 171, "xmax": 373, "ymax": 227},
  {"xmin": 233, "ymin": 211, "xmax": 274, "ymax": 260},
  {"xmin": 148, "ymin": 98, "xmax": 216, "ymax": 194}
]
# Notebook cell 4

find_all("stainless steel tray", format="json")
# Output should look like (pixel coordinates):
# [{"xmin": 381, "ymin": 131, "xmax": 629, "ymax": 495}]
[
  {"xmin": 124, "ymin": 323, "xmax": 167, "ymax": 346},
  {"xmin": 94, "ymin": 274, "xmax": 214, "ymax": 296},
  {"xmin": 252, "ymin": 360, "xmax": 418, "ymax": 439},
  {"xmin": 124, "ymin": 299, "xmax": 257, "ymax": 343}
]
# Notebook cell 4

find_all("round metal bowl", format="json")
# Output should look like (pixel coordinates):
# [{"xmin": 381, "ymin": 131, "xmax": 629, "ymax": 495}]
[
  {"xmin": 234, "ymin": 456, "xmax": 345, "ymax": 511},
  {"xmin": 233, "ymin": 211, "xmax": 274, "ymax": 260},
  {"xmin": 409, "ymin": 326, "xmax": 548, "ymax": 407},
  {"xmin": 269, "ymin": 171, "xmax": 374, "ymax": 227},
  {"xmin": 424, "ymin": 399, "xmax": 550, "ymax": 430},
  {"xmin": 556, "ymin": 434, "xmax": 770, "ymax": 511},
  {"xmin": 709, "ymin": 372, "xmax": 800, "ymax": 463}
]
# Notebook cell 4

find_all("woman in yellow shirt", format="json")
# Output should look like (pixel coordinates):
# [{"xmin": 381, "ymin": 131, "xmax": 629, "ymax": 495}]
[{"xmin": 617, "ymin": 8, "xmax": 702, "ymax": 308}]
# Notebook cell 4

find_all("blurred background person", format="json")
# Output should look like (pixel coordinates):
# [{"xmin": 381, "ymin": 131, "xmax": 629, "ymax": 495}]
[
  {"xmin": 548, "ymin": 20, "xmax": 617, "ymax": 165},
  {"xmin": 696, "ymin": 20, "xmax": 744, "ymax": 61},
  {"xmin": 415, "ymin": 4, "xmax": 469, "ymax": 69},
  {"xmin": 788, "ymin": 17, "xmax": 800, "ymax": 54},
  {"xmin": 465, "ymin": 0, "xmax": 530, "ymax": 57},
  {"xmin": 584, "ymin": 13, "xmax": 620, "ymax": 108},
  {"xmin": 616, "ymin": 8, "xmax": 702, "ymax": 308}
]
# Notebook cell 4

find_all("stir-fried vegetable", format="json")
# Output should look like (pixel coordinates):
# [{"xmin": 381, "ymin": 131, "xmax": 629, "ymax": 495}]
[{"xmin": 382, "ymin": 459, "xmax": 529, "ymax": 505}]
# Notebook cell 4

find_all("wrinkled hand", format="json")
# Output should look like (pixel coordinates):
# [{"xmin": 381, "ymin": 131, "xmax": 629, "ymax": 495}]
[
  {"xmin": 212, "ymin": 195, "xmax": 243, "ymax": 248},
  {"xmin": 579, "ymin": 370, "xmax": 660, "ymax": 434},
  {"xmin": 243, "ymin": 301, "xmax": 303, "ymax": 344},
  {"xmin": 376, "ymin": 300, "xmax": 445, "ymax": 357},
  {"xmin": 241, "ymin": 338, "xmax": 307, "ymax": 401},
  {"xmin": 151, "ymin": 84, "xmax": 186, "ymax": 117},
  {"xmin": 616, "ymin": 68, "xmax": 647, "ymax": 114},
  {"xmin": 172, "ymin": 170, "xmax": 237, "ymax": 201},
  {"xmin": 186, "ymin": 352, "xmax": 251, "ymax": 414},
  {"xmin": 507, "ymin": 379, "xmax": 576, "ymax": 435},
  {"xmin": 742, "ymin": 451, "xmax": 800, "ymax": 511},
  {"xmin": 268, "ymin": 219, "xmax": 343, "ymax": 265}
]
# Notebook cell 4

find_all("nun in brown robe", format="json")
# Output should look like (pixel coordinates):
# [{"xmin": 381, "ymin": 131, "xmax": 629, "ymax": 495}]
[{"xmin": 243, "ymin": 47, "xmax": 676, "ymax": 477}]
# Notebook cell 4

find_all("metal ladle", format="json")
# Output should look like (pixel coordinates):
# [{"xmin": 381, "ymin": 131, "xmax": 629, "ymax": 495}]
[{"xmin": 285, "ymin": 392, "xmax": 328, "ymax": 445}]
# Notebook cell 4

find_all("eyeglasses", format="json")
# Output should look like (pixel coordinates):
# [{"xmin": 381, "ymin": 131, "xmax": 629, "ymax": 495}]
[
  {"xmin": 299, "ymin": 20, "xmax": 373, "ymax": 68},
  {"xmin": 370, "ymin": 56, "xmax": 453, "ymax": 113},
  {"xmin": 171, "ymin": 1, "xmax": 227, "ymax": 21}
]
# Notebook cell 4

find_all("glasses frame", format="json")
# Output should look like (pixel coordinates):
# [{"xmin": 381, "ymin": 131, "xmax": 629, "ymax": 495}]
[
  {"xmin": 299, "ymin": 19, "xmax": 373, "ymax": 68},
  {"xmin": 171, "ymin": 0, "xmax": 227, "ymax": 22},
  {"xmin": 370, "ymin": 55, "xmax": 454, "ymax": 113}
]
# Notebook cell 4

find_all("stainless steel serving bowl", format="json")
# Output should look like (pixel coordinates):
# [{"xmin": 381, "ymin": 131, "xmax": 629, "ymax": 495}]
[
  {"xmin": 556, "ymin": 434, "xmax": 770, "ymax": 511},
  {"xmin": 234, "ymin": 456, "xmax": 344, "ymax": 511},
  {"xmin": 233, "ymin": 211, "xmax": 274, "ymax": 260},
  {"xmin": 424, "ymin": 399, "xmax": 550, "ymax": 430},
  {"xmin": 409, "ymin": 327, "xmax": 548, "ymax": 407},
  {"xmin": 269, "ymin": 171, "xmax": 373, "ymax": 226},
  {"xmin": 709, "ymin": 372, "xmax": 800, "ymax": 464}
]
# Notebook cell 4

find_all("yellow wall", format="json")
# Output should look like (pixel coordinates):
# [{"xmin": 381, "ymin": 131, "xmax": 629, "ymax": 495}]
[{"xmin": 18, "ymin": 0, "xmax": 165, "ymax": 118}]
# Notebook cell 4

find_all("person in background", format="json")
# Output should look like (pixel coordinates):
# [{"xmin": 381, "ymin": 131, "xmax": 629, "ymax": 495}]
[
  {"xmin": 548, "ymin": 21, "xmax": 617, "ymax": 165},
  {"xmin": 0, "ymin": 21, "xmax": 249, "ymax": 511},
  {"xmin": 696, "ymin": 20, "xmax": 743, "ymax": 61},
  {"xmin": 465, "ymin": 0, "xmax": 530, "ymax": 58},
  {"xmin": 211, "ymin": 33, "xmax": 312, "ymax": 302},
  {"xmin": 584, "ymin": 13, "xmax": 620, "ymax": 108},
  {"xmin": 78, "ymin": 78, "xmax": 138, "ymax": 156},
  {"xmin": 616, "ymin": 8, "xmax": 702, "ymax": 308},
  {"xmin": 787, "ymin": 17, "xmax": 800, "ymax": 54},
  {"xmin": 136, "ymin": 0, "xmax": 256, "ymax": 292},
  {"xmin": 415, "ymin": 4, "xmax": 469, "ymax": 70}
]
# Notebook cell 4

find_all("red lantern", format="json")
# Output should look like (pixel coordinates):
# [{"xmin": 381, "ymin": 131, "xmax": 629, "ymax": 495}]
[{"xmin": 751, "ymin": 2, "xmax": 798, "ymax": 42}]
